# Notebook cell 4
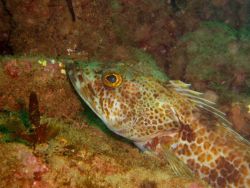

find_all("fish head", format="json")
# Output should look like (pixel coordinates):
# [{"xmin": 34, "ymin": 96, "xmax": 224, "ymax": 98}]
[{"xmin": 66, "ymin": 60, "xmax": 172, "ymax": 141}]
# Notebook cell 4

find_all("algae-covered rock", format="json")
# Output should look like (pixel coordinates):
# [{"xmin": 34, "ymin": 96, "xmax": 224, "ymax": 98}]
[
  {"xmin": 169, "ymin": 22, "xmax": 250, "ymax": 99},
  {"xmin": 0, "ymin": 116, "xmax": 208, "ymax": 188},
  {"xmin": 0, "ymin": 57, "xmax": 208, "ymax": 187},
  {"xmin": 0, "ymin": 56, "xmax": 82, "ymax": 119}
]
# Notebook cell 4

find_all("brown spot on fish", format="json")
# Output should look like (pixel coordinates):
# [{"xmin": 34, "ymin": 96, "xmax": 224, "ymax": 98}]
[
  {"xmin": 198, "ymin": 153, "xmax": 206, "ymax": 163},
  {"xmin": 203, "ymin": 142, "xmax": 210, "ymax": 150},
  {"xmin": 217, "ymin": 176, "xmax": 226, "ymax": 187},
  {"xmin": 240, "ymin": 165, "xmax": 248, "ymax": 176},
  {"xmin": 145, "ymin": 137, "xmax": 159, "ymax": 150},
  {"xmin": 200, "ymin": 165, "xmax": 210, "ymax": 175},
  {"xmin": 206, "ymin": 154, "xmax": 212, "ymax": 162},
  {"xmin": 180, "ymin": 124, "xmax": 195, "ymax": 142},
  {"xmin": 87, "ymin": 83, "xmax": 95, "ymax": 96},
  {"xmin": 209, "ymin": 169, "xmax": 218, "ymax": 182},
  {"xmin": 182, "ymin": 144, "xmax": 191, "ymax": 156},
  {"xmin": 196, "ymin": 137, "xmax": 203, "ymax": 144}
]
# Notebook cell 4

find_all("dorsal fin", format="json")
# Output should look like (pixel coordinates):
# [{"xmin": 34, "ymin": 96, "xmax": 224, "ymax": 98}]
[
  {"xmin": 168, "ymin": 80, "xmax": 232, "ymax": 127},
  {"xmin": 168, "ymin": 80, "xmax": 250, "ymax": 148}
]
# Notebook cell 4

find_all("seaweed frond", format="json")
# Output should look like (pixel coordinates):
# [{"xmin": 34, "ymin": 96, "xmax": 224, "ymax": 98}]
[{"xmin": 0, "ymin": 92, "xmax": 59, "ymax": 149}]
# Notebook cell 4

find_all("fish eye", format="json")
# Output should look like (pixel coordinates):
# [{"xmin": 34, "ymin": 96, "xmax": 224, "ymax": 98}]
[
  {"xmin": 106, "ymin": 74, "xmax": 117, "ymax": 83},
  {"xmin": 102, "ymin": 72, "xmax": 123, "ymax": 88}
]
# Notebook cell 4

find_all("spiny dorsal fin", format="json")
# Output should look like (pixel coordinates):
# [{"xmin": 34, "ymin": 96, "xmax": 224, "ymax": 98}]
[
  {"xmin": 219, "ymin": 122, "xmax": 250, "ymax": 148},
  {"xmin": 168, "ymin": 80, "xmax": 232, "ymax": 127},
  {"xmin": 169, "ymin": 80, "xmax": 250, "ymax": 148}
]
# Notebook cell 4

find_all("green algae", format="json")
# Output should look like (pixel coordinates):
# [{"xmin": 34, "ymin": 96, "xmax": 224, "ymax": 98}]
[
  {"xmin": 133, "ymin": 48, "xmax": 169, "ymax": 82},
  {"xmin": 239, "ymin": 27, "xmax": 250, "ymax": 41},
  {"xmin": 110, "ymin": 0, "xmax": 121, "ymax": 10},
  {"xmin": 0, "ymin": 111, "xmax": 29, "ymax": 144},
  {"xmin": 180, "ymin": 21, "xmax": 250, "ymax": 101}
]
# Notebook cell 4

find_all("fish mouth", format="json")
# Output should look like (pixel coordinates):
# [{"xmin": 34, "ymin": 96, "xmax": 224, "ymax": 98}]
[
  {"xmin": 67, "ymin": 64, "xmax": 96, "ymax": 102},
  {"xmin": 66, "ymin": 63, "xmax": 105, "ymax": 120},
  {"xmin": 66, "ymin": 63, "xmax": 87, "ymax": 84}
]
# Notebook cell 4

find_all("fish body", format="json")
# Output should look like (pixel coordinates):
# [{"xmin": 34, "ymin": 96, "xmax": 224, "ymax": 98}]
[{"xmin": 66, "ymin": 56, "xmax": 250, "ymax": 188}]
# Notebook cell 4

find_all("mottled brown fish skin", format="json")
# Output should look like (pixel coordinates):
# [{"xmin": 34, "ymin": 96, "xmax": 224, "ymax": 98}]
[
  {"xmin": 67, "ymin": 61, "xmax": 250, "ymax": 188},
  {"xmin": 145, "ymin": 101, "xmax": 250, "ymax": 188}
]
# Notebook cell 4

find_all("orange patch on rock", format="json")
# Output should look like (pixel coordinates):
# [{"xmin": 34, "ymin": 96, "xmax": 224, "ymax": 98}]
[{"xmin": 229, "ymin": 104, "xmax": 246, "ymax": 132}]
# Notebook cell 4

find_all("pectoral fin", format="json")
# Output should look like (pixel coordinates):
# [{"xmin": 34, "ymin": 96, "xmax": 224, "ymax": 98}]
[
  {"xmin": 135, "ymin": 138, "xmax": 193, "ymax": 178},
  {"xmin": 163, "ymin": 146, "xmax": 193, "ymax": 177}
]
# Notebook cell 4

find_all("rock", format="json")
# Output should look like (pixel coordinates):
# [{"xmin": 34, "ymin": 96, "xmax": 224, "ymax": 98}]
[{"xmin": 229, "ymin": 103, "xmax": 250, "ymax": 138}]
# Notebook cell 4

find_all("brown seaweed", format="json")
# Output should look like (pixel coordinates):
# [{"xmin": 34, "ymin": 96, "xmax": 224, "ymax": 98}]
[{"xmin": 0, "ymin": 91, "xmax": 59, "ymax": 149}]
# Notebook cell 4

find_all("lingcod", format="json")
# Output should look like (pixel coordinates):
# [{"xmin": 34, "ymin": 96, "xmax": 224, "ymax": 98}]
[{"xmin": 66, "ymin": 53, "xmax": 250, "ymax": 188}]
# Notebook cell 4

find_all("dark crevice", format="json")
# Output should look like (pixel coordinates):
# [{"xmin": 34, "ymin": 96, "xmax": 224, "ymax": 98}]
[
  {"xmin": 0, "ymin": 41, "xmax": 13, "ymax": 55},
  {"xmin": 0, "ymin": 0, "xmax": 15, "ymax": 55},
  {"xmin": 1, "ymin": 0, "xmax": 13, "ymax": 18},
  {"xmin": 65, "ymin": 0, "xmax": 76, "ymax": 22}
]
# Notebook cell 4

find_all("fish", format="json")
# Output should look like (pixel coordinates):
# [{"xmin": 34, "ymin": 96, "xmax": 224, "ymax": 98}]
[{"xmin": 66, "ymin": 54, "xmax": 250, "ymax": 188}]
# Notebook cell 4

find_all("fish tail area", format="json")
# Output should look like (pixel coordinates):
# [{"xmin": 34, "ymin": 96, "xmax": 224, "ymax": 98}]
[{"xmin": 176, "ymin": 116, "xmax": 250, "ymax": 187}]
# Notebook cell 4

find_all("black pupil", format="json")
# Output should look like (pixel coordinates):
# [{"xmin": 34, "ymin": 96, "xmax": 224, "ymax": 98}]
[{"xmin": 106, "ymin": 74, "xmax": 117, "ymax": 83}]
